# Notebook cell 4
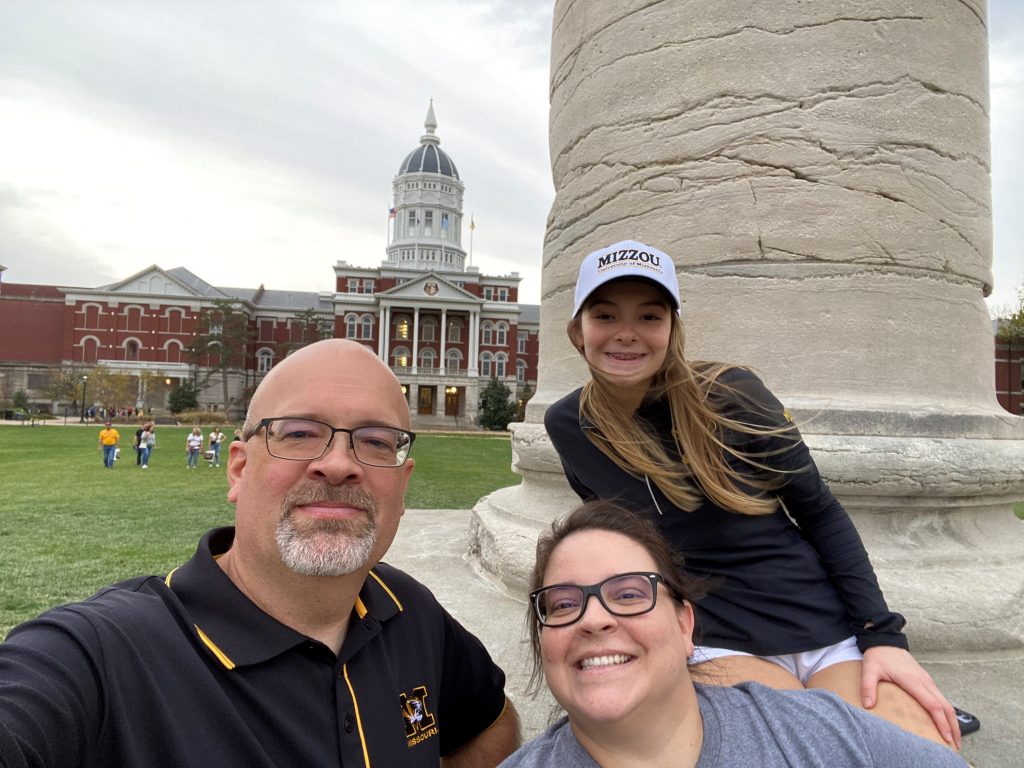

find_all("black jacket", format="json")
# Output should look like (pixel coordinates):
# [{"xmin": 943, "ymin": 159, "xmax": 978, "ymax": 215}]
[{"xmin": 544, "ymin": 369, "xmax": 907, "ymax": 655}]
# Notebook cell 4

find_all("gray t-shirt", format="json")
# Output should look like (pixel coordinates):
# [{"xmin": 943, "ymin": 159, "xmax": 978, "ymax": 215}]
[{"xmin": 500, "ymin": 682, "xmax": 967, "ymax": 768}]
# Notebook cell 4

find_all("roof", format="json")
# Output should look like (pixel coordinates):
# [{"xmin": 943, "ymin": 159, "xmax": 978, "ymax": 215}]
[
  {"xmin": 0, "ymin": 283, "xmax": 66, "ymax": 300},
  {"xmin": 397, "ymin": 100, "xmax": 460, "ymax": 180},
  {"xmin": 398, "ymin": 143, "xmax": 459, "ymax": 179}
]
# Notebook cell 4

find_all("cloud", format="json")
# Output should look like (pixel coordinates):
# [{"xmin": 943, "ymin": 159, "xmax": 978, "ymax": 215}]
[{"xmin": 0, "ymin": 1, "xmax": 1018, "ymax": 314}]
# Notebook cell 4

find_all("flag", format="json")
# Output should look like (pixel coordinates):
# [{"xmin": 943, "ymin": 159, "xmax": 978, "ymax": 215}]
[
  {"xmin": 388, "ymin": 207, "xmax": 397, "ymax": 219},
  {"xmin": 469, "ymin": 215, "xmax": 475, "ymax": 231}
]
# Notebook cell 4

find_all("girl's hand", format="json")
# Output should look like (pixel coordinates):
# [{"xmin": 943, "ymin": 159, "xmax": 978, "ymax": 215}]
[{"xmin": 861, "ymin": 645, "xmax": 961, "ymax": 748}]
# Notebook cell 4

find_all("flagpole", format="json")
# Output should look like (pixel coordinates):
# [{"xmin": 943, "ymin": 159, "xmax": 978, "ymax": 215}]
[{"xmin": 469, "ymin": 213, "xmax": 475, "ymax": 268}]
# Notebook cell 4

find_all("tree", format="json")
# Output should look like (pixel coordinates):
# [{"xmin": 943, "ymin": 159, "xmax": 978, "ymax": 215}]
[
  {"xmin": 995, "ymin": 285, "xmax": 1024, "ymax": 414},
  {"xmin": 478, "ymin": 378, "xmax": 517, "ymax": 430},
  {"xmin": 87, "ymin": 368, "xmax": 137, "ymax": 414},
  {"xmin": 188, "ymin": 299, "xmax": 254, "ymax": 414},
  {"xmin": 12, "ymin": 389, "xmax": 30, "ymax": 412},
  {"xmin": 168, "ymin": 381, "xmax": 199, "ymax": 414},
  {"xmin": 44, "ymin": 365, "xmax": 89, "ymax": 405},
  {"xmin": 996, "ymin": 286, "xmax": 1024, "ymax": 341}
]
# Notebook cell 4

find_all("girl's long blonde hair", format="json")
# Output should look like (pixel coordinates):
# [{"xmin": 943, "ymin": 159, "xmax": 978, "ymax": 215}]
[{"xmin": 569, "ymin": 309, "xmax": 801, "ymax": 516}]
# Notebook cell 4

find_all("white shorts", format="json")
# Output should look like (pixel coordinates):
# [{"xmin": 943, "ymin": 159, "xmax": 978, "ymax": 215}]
[{"xmin": 690, "ymin": 636, "xmax": 862, "ymax": 684}]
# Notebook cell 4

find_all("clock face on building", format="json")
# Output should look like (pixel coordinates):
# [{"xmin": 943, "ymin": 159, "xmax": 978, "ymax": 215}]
[{"xmin": 423, "ymin": 281, "xmax": 439, "ymax": 296}]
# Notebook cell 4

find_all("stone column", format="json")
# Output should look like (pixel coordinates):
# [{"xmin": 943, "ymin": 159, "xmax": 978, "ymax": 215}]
[{"xmin": 471, "ymin": 0, "xmax": 1024, "ymax": 651}]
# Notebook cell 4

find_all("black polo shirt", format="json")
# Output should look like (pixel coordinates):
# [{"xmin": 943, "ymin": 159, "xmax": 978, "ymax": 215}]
[{"xmin": 0, "ymin": 527, "xmax": 507, "ymax": 768}]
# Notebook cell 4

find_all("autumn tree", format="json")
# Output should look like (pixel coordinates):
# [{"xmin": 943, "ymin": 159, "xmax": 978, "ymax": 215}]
[
  {"xmin": 87, "ymin": 367, "xmax": 138, "ymax": 414},
  {"xmin": 44, "ymin": 365, "xmax": 90, "ymax": 407},
  {"xmin": 996, "ymin": 286, "xmax": 1024, "ymax": 342}
]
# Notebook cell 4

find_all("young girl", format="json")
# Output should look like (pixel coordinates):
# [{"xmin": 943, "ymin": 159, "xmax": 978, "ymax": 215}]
[
  {"xmin": 501, "ymin": 501, "xmax": 966, "ymax": 767},
  {"xmin": 544, "ymin": 240, "xmax": 961, "ymax": 746}
]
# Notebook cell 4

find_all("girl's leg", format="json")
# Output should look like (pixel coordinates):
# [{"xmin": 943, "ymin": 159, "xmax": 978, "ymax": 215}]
[
  {"xmin": 690, "ymin": 654, "xmax": 804, "ymax": 690},
  {"xmin": 807, "ymin": 661, "xmax": 948, "ymax": 746}
]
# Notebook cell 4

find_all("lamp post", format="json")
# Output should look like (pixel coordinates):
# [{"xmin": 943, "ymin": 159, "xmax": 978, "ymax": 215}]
[{"xmin": 79, "ymin": 375, "xmax": 89, "ymax": 423}]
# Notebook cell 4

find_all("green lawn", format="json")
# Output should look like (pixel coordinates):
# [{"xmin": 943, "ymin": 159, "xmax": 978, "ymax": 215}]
[{"xmin": 0, "ymin": 423, "xmax": 519, "ymax": 636}]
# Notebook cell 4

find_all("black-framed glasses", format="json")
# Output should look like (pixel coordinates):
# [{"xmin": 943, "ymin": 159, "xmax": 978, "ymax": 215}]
[
  {"xmin": 529, "ymin": 572, "xmax": 675, "ymax": 628},
  {"xmin": 248, "ymin": 417, "xmax": 415, "ymax": 467}
]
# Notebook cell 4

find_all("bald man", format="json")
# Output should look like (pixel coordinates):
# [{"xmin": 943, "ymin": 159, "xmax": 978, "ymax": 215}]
[{"xmin": 0, "ymin": 340, "xmax": 519, "ymax": 768}]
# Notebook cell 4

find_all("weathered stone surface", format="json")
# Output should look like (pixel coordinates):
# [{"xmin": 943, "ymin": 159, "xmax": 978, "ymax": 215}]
[{"xmin": 472, "ymin": 0, "xmax": 1024, "ymax": 653}]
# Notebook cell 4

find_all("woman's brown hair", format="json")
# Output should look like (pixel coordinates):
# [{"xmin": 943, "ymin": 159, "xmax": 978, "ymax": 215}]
[
  {"xmin": 526, "ymin": 499, "xmax": 708, "ymax": 695},
  {"xmin": 568, "ymin": 297, "xmax": 801, "ymax": 516}
]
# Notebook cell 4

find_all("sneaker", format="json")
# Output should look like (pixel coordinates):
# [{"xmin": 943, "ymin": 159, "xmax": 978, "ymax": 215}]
[
  {"xmin": 954, "ymin": 707, "xmax": 980, "ymax": 736},
  {"xmin": 142, "ymin": 465, "xmax": 148, "ymax": 469}
]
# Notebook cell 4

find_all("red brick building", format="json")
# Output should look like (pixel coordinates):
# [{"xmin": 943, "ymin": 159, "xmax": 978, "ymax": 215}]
[
  {"xmin": 0, "ymin": 105, "xmax": 539, "ymax": 425},
  {"xmin": 995, "ymin": 332, "xmax": 1024, "ymax": 415}
]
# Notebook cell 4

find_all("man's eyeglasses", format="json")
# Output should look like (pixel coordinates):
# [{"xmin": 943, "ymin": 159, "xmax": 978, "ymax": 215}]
[
  {"xmin": 529, "ymin": 572, "xmax": 678, "ymax": 628},
  {"xmin": 247, "ymin": 417, "xmax": 415, "ymax": 467}
]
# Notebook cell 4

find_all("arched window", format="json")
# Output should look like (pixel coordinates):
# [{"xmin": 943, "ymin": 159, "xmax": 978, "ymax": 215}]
[
  {"xmin": 205, "ymin": 340, "xmax": 223, "ymax": 368},
  {"xmin": 495, "ymin": 352, "xmax": 507, "ymax": 378},
  {"xmin": 495, "ymin": 322, "xmax": 508, "ymax": 346},
  {"xmin": 165, "ymin": 308, "xmax": 184, "ymax": 334},
  {"xmin": 447, "ymin": 318, "xmax": 463, "ymax": 342},
  {"xmin": 164, "ymin": 340, "xmax": 183, "ymax": 364},
  {"xmin": 421, "ymin": 317, "xmax": 437, "ymax": 342},
  {"xmin": 81, "ymin": 303, "xmax": 102, "ymax": 330},
  {"xmin": 257, "ymin": 348, "xmax": 274, "ymax": 374},
  {"xmin": 517, "ymin": 359, "xmax": 527, "ymax": 383},
  {"xmin": 345, "ymin": 314, "xmax": 359, "ymax": 338},
  {"xmin": 419, "ymin": 348, "xmax": 437, "ymax": 370},
  {"xmin": 395, "ymin": 315, "xmax": 411, "ymax": 341},
  {"xmin": 480, "ymin": 351, "xmax": 493, "ymax": 378},
  {"xmin": 360, "ymin": 314, "xmax": 374, "ymax": 340},
  {"xmin": 392, "ymin": 347, "xmax": 410, "ymax": 369},
  {"xmin": 446, "ymin": 349, "xmax": 462, "ymax": 372},
  {"xmin": 80, "ymin": 336, "xmax": 101, "ymax": 364},
  {"xmin": 124, "ymin": 339, "xmax": 141, "ymax": 362},
  {"xmin": 125, "ymin": 306, "xmax": 143, "ymax": 331},
  {"xmin": 481, "ymin": 322, "xmax": 494, "ymax": 346}
]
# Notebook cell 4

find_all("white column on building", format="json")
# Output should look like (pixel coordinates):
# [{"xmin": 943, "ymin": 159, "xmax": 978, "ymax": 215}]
[
  {"xmin": 411, "ymin": 306, "xmax": 420, "ymax": 374},
  {"xmin": 468, "ymin": 310, "xmax": 480, "ymax": 376},
  {"xmin": 379, "ymin": 305, "xmax": 391, "ymax": 362},
  {"xmin": 439, "ymin": 308, "xmax": 448, "ymax": 375}
]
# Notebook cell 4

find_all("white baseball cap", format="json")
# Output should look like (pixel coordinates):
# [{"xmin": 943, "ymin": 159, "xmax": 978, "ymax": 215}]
[{"xmin": 572, "ymin": 240, "xmax": 680, "ymax": 317}]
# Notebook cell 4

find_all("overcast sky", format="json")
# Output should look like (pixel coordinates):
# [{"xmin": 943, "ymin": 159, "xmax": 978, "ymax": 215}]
[{"xmin": 1, "ymin": 1, "xmax": 1021, "ymax": 312}]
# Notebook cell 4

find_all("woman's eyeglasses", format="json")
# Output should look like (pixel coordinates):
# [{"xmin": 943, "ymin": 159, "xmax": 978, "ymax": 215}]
[{"xmin": 529, "ymin": 571, "xmax": 678, "ymax": 628}]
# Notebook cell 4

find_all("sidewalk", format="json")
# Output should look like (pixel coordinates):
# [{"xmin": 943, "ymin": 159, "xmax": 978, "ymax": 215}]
[{"xmin": 388, "ymin": 509, "xmax": 1023, "ymax": 767}]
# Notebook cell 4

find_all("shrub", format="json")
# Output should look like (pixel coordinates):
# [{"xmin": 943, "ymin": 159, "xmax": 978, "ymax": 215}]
[
  {"xmin": 168, "ymin": 382, "xmax": 199, "ymax": 414},
  {"xmin": 478, "ymin": 378, "xmax": 517, "ymax": 431},
  {"xmin": 175, "ymin": 410, "xmax": 233, "ymax": 426}
]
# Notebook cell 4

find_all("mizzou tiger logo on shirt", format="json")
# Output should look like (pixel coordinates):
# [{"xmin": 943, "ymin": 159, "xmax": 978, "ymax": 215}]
[{"xmin": 400, "ymin": 686, "xmax": 438, "ymax": 748}]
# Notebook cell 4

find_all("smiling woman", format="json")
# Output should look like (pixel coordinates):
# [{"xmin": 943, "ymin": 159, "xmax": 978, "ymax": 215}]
[{"xmin": 500, "ymin": 500, "xmax": 968, "ymax": 768}]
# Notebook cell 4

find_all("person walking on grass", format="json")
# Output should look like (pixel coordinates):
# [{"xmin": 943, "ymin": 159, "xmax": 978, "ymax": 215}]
[
  {"xmin": 133, "ymin": 425, "xmax": 144, "ymax": 466},
  {"xmin": 140, "ymin": 423, "xmax": 156, "ymax": 468},
  {"xmin": 186, "ymin": 427, "xmax": 203, "ymax": 469},
  {"xmin": 209, "ymin": 426, "xmax": 226, "ymax": 467},
  {"xmin": 98, "ymin": 421, "xmax": 119, "ymax": 469}
]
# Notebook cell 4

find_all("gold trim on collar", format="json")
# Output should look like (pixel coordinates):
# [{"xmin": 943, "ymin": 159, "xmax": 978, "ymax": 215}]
[
  {"xmin": 195, "ymin": 625, "xmax": 236, "ymax": 670},
  {"xmin": 368, "ymin": 570, "xmax": 403, "ymax": 612}
]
